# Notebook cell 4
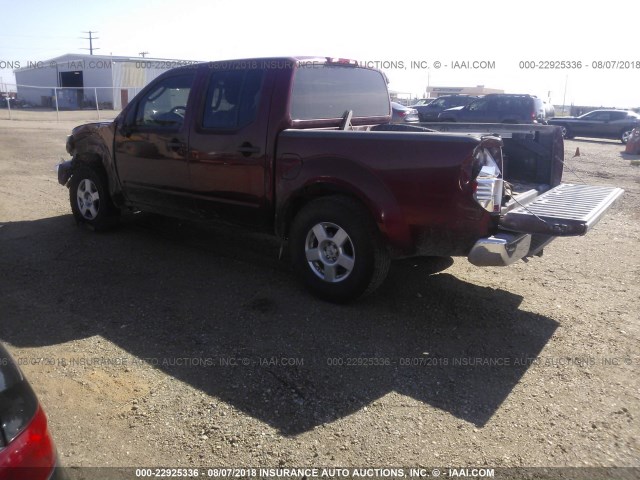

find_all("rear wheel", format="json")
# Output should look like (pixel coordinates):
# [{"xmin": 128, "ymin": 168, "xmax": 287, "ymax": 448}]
[
  {"xmin": 621, "ymin": 129, "xmax": 632, "ymax": 144},
  {"xmin": 289, "ymin": 196, "xmax": 390, "ymax": 303},
  {"xmin": 69, "ymin": 164, "xmax": 119, "ymax": 231}
]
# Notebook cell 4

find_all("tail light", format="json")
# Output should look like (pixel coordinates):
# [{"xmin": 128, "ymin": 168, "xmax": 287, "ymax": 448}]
[
  {"xmin": 0, "ymin": 406, "xmax": 56, "ymax": 480},
  {"xmin": 470, "ymin": 145, "xmax": 504, "ymax": 213},
  {"xmin": 0, "ymin": 351, "xmax": 57, "ymax": 480}
]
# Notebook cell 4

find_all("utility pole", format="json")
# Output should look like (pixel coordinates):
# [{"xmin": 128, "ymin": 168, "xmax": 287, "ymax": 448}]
[
  {"xmin": 561, "ymin": 74, "xmax": 568, "ymax": 115},
  {"xmin": 81, "ymin": 31, "xmax": 99, "ymax": 55},
  {"xmin": 139, "ymin": 52, "xmax": 149, "ymax": 58}
]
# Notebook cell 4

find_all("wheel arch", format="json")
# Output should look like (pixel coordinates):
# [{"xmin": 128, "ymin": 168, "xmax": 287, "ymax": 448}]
[
  {"xmin": 277, "ymin": 183, "xmax": 365, "ymax": 238},
  {"xmin": 276, "ymin": 177, "xmax": 412, "ymax": 253},
  {"xmin": 71, "ymin": 146, "xmax": 123, "ymax": 206}
]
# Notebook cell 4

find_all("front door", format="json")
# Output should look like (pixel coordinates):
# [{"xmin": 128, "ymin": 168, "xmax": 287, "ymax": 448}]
[{"xmin": 114, "ymin": 71, "xmax": 196, "ymax": 214}]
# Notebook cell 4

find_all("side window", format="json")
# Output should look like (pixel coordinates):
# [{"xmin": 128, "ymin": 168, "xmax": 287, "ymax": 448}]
[
  {"xmin": 202, "ymin": 69, "xmax": 264, "ymax": 129},
  {"xmin": 238, "ymin": 69, "xmax": 264, "ymax": 126},
  {"xmin": 610, "ymin": 112, "xmax": 627, "ymax": 121},
  {"xmin": 468, "ymin": 98, "xmax": 489, "ymax": 111},
  {"xmin": 592, "ymin": 112, "xmax": 610, "ymax": 121},
  {"xmin": 494, "ymin": 97, "xmax": 508, "ymax": 110},
  {"xmin": 135, "ymin": 73, "xmax": 194, "ymax": 128},
  {"xmin": 448, "ymin": 97, "xmax": 467, "ymax": 108}
]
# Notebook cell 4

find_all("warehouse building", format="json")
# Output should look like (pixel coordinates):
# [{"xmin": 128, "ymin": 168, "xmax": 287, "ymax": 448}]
[
  {"xmin": 427, "ymin": 85, "xmax": 504, "ymax": 97},
  {"xmin": 14, "ymin": 53, "xmax": 200, "ymax": 110}
]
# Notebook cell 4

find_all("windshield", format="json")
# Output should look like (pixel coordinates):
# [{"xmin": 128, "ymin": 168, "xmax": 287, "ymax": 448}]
[{"xmin": 290, "ymin": 65, "xmax": 390, "ymax": 120}]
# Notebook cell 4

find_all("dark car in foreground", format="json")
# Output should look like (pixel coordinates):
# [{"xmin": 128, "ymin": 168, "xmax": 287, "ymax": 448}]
[
  {"xmin": 391, "ymin": 102, "xmax": 419, "ymax": 123},
  {"xmin": 413, "ymin": 94, "xmax": 478, "ymax": 121},
  {"xmin": 0, "ymin": 344, "xmax": 64, "ymax": 480},
  {"xmin": 438, "ymin": 94, "xmax": 548, "ymax": 124},
  {"xmin": 548, "ymin": 109, "xmax": 640, "ymax": 144}
]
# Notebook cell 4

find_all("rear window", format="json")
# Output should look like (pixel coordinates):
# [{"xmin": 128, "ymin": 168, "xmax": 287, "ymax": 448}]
[
  {"xmin": 495, "ymin": 96, "xmax": 530, "ymax": 111},
  {"xmin": 609, "ymin": 111, "xmax": 628, "ymax": 120},
  {"xmin": 290, "ymin": 65, "xmax": 390, "ymax": 120}
]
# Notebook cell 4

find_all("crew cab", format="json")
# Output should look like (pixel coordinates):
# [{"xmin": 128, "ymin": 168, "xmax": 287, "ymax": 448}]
[{"xmin": 57, "ymin": 57, "xmax": 624, "ymax": 302}]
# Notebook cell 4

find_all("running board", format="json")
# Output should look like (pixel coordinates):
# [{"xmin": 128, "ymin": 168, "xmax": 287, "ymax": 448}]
[{"xmin": 500, "ymin": 183, "xmax": 624, "ymax": 236}]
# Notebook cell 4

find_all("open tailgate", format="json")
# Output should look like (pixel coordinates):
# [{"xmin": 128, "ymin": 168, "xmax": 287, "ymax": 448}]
[{"xmin": 500, "ymin": 183, "xmax": 624, "ymax": 236}]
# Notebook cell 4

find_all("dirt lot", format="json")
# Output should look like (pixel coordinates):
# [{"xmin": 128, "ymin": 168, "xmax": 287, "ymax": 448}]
[{"xmin": 0, "ymin": 118, "xmax": 638, "ymax": 475}]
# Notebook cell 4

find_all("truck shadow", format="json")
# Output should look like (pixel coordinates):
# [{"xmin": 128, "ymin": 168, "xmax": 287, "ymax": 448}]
[{"xmin": 0, "ymin": 214, "xmax": 558, "ymax": 435}]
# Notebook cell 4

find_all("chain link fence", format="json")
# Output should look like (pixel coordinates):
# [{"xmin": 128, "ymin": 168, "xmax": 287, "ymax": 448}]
[{"xmin": 0, "ymin": 84, "xmax": 142, "ymax": 122}]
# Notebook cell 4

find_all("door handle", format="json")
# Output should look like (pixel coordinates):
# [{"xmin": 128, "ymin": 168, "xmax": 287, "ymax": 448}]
[{"xmin": 237, "ymin": 142, "xmax": 260, "ymax": 157}]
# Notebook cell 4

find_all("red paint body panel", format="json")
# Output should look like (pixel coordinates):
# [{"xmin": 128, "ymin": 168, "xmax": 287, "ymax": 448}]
[
  {"xmin": 275, "ymin": 130, "xmax": 496, "ymax": 254},
  {"xmin": 66, "ymin": 57, "xmax": 521, "ymax": 258}
]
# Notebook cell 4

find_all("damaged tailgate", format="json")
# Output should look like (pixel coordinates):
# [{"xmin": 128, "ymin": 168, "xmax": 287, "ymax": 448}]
[{"xmin": 501, "ymin": 183, "xmax": 624, "ymax": 236}]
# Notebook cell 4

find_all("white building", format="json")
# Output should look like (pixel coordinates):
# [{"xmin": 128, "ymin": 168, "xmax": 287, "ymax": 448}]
[{"xmin": 14, "ymin": 53, "xmax": 200, "ymax": 110}]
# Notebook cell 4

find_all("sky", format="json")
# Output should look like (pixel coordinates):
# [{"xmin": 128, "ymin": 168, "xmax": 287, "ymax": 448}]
[{"xmin": 0, "ymin": 0, "xmax": 638, "ymax": 108}]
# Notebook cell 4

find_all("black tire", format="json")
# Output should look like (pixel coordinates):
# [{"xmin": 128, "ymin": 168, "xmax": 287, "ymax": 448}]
[
  {"xmin": 289, "ymin": 196, "xmax": 391, "ymax": 303},
  {"xmin": 621, "ymin": 129, "xmax": 632, "ymax": 144},
  {"xmin": 561, "ymin": 126, "xmax": 573, "ymax": 139},
  {"xmin": 69, "ymin": 164, "xmax": 119, "ymax": 231}
]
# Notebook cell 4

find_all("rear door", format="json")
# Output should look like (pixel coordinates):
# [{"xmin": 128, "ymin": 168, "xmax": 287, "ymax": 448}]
[
  {"xmin": 460, "ymin": 97, "xmax": 493, "ymax": 122},
  {"xmin": 187, "ymin": 66, "xmax": 271, "ymax": 226}
]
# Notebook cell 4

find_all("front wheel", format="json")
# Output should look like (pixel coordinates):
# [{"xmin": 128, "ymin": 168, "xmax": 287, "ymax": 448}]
[
  {"xmin": 621, "ymin": 129, "xmax": 632, "ymax": 144},
  {"xmin": 289, "ymin": 196, "xmax": 390, "ymax": 303},
  {"xmin": 69, "ymin": 164, "xmax": 119, "ymax": 231},
  {"xmin": 560, "ymin": 126, "xmax": 573, "ymax": 139}
]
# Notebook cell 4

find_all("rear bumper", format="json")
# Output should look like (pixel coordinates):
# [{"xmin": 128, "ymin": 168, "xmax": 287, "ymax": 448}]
[{"xmin": 468, "ymin": 232, "xmax": 532, "ymax": 266}]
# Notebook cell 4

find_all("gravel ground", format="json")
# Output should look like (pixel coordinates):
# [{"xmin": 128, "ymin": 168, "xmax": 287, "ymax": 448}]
[{"xmin": 0, "ymin": 119, "xmax": 638, "ymax": 475}]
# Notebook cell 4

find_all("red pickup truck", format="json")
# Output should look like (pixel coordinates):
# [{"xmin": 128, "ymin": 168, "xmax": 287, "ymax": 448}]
[{"xmin": 57, "ymin": 57, "xmax": 623, "ymax": 302}]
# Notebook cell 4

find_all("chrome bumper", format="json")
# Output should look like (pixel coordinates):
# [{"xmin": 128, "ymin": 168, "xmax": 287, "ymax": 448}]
[{"xmin": 468, "ymin": 233, "xmax": 532, "ymax": 267}]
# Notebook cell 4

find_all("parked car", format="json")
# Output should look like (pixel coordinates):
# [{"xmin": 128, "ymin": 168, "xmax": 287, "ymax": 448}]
[
  {"xmin": 548, "ymin": 110, "xmax": 640, "ymax": 144},
  {"xmin": 0, "ymin": 343, "xmax": 65, "ymax": 480},
  {"xmin": 57, "ymin": 57, "xmax": 623, "ymax": 302},
  {"xmin": 413, "ymin": 94, "xmax": 478, "ymax": 121},
  {"xmin": 438, "ymin": 94, "xmax": 548, "ymax": 124},
  {"xmin": 391, "ymin": 102, "xmax": 419, "ymax": 123}
]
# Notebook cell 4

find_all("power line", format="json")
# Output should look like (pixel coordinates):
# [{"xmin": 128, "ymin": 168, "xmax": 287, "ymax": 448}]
[
  {"xmin": 80, "ymin": 31, "xmax": 99, "ymax": 55},
  {"xmin": 139, "ymin": 51, "xmax": 149, "ymax": 58}
]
